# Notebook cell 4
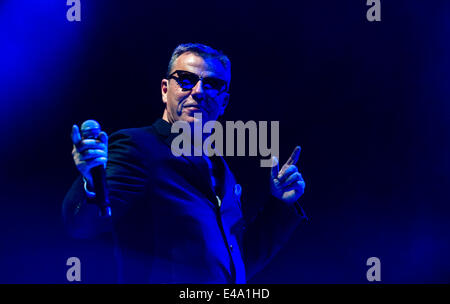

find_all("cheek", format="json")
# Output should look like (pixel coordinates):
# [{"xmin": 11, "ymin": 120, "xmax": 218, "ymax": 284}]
[
  {"xmin": 203, "ymin": 101, "xmax": 224, "ymax": 119},
  {"xmin": 209, "ymin": 98, "xmax": 225, "ymax": 113},
  {"xmin": 167, "ymin": 89, "xmax": 185, "ymax": 106}
]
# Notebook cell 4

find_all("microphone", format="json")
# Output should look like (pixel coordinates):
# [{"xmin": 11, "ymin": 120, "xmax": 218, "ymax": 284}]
[{"xmin": 80, "ymin": 120, "xmax": 112, "ymax": 217}]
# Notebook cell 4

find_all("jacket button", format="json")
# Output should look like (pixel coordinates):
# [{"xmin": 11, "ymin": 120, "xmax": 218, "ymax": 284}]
[{"xmin": 230, "ymin": 244, "xmax": 233, "ymax": 252}]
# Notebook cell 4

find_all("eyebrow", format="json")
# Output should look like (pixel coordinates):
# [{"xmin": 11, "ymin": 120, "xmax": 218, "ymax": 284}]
[{"xmin": 176, "ymin": 70, "xmax": 226, "ymax": 80}]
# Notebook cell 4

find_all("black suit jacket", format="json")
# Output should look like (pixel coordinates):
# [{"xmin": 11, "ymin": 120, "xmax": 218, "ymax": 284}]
[{"xmin": 63, "ymin": 119, "xmax": 307, "ymax": 283}]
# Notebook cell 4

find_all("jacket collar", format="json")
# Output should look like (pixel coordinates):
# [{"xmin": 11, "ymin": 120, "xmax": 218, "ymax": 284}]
[
  {"xmin": 152, "ymin": 118, "xmax": 179, "ymax": 147},
  {"xmin": 152, "ymin": 118, "xmax": 228, "ymax": 207}
]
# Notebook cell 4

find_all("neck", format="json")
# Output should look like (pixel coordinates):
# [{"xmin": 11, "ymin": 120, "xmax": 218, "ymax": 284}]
[{"xmin": 162, "ymin": 110, "xmax": 172, "ymax": 124}]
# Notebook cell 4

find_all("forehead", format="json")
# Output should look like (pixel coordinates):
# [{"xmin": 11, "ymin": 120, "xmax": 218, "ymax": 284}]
[{"xmin": 172, "ymin": 52, "xmax": 230, "ymax": 81}]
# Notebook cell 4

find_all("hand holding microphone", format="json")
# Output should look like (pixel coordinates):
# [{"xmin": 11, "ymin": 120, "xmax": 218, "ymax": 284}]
[{"xmin": 71, "ymin": 120, "xmax": 111, "ymax": 217}]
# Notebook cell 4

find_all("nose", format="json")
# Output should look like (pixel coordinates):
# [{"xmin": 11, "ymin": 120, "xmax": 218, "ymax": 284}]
[
  {"xmin": 191, "ymin": 78, "xmax": 205, "ymax": 102},
  {"xmin": 191, "ymin": 78, "xmax": 204, "ymax": 94}
]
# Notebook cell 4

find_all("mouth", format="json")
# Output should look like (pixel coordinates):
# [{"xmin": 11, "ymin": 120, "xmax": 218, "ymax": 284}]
[{"xmin": 184, "ymin": 104, "xmax": 203, "ymax": 111}]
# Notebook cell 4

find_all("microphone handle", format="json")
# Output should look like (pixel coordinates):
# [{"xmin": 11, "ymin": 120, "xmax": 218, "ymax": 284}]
[{"xmin": 91, "ymin": 165, "xmax": 112, "ymax": 217}]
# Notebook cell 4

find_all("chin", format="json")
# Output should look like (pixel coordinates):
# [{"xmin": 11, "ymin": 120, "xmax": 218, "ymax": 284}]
[
  {"xmin": 183, "ymin": 116, "xmax": 197, "ymax": 123},
  {"xmin": 182, "ymin": 111, "xmax": 209, "ymax": 123}
]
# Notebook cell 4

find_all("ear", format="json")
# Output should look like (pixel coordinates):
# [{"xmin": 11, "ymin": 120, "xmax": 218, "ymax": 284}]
[
  {"xmin": 161, "ymin": 79, "xmax": 169, "ymax": 104},
  {"xmin": 219, "ymin": 93, "xmax": 229, "ymax": 115}
]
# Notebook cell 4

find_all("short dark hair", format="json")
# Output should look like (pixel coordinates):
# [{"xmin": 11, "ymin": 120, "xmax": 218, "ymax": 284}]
[{"xmin": 166, "ymin": 43, "xmax": 231, "ymax": 78}]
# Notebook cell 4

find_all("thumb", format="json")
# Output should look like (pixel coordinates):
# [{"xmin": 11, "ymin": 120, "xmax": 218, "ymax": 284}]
[
  {"xmin": 270, "ymin": 156, "xmax": 279, "ymax": 179},
  {"xmin": 98, "ymin": 131, "xmax": 108, "ymax": 145},
  {"xmin": 71, "ymin": 124, "xmax": 81, "ymax": 146}
]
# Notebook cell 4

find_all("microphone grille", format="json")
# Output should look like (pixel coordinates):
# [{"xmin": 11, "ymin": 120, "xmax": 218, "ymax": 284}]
[{"xmin": 80, "ymin": 120, "xmax": 101, "ymax": 139}]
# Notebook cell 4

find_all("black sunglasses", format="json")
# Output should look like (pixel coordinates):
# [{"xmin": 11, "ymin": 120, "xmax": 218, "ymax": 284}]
[{"xmin": 168, "ymin": 70, "xmax": 228, "ymax": 97}]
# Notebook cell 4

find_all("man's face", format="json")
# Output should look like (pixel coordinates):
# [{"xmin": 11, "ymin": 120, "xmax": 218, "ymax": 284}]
[{"xmin": 161, "ymin": 52, "xmax": 230, "ymax": 124}]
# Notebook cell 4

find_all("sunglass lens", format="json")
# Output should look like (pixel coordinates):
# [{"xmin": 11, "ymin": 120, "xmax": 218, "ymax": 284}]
[
  {"xmin": 177, "ymin": 72, "xmax": 199, "ymax": 89},
  {"xmin": 204, "ymin": 78, "xmax": 226, "ymax": 92}
]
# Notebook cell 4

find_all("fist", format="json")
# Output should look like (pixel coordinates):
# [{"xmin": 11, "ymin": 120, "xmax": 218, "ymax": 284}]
[{"xmin": 71, "ymin": 124, "xmax": 108, "ymax": 188}]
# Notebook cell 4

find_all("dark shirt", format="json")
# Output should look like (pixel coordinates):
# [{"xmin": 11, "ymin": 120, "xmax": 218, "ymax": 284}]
[{"xmin": 63, "ymin": 119, "xmax": 307, "ymax": 283}]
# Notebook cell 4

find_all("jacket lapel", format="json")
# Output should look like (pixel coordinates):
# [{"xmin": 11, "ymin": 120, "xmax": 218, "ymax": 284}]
[
  {"xmin": 152, "ymin": 119, "xmax": 218, "ymax": 206},
  {"xmin": 214, "ymin": 156, "xmax": 237, "ymax": 209}
]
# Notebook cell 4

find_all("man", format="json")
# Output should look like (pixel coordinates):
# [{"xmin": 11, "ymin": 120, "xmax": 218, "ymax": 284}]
[{"xmin": 63, "ymin": 43, "xmax": 307, "ymax": 283}]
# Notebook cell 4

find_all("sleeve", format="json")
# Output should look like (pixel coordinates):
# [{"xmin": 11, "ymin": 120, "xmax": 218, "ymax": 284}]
[
  {"xmin": 242, "ymin": 195, "xmax": 308, "ymax": 280},
  {"xmin": 62, "ymin": 130, "xmax": 150, "ymax": 239}
]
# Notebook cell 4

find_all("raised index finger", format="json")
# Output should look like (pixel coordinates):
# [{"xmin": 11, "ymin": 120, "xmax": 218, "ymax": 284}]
[
  {"xmin": 286, "ymin": 146, "xmax": 301, "ymax": 166},
  {"xmin": 279, "ymin": 146, "xmax": 301, "ymax": 177}
]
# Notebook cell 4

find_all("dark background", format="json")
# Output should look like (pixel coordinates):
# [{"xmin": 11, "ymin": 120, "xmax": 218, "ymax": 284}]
[{"xmin": 1, "ymin": 0, "xmax": 449, "ymax": 283}]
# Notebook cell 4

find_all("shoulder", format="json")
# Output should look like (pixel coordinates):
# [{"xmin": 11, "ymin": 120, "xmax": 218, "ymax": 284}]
[
  {"xmin": 108, "ymin": 125, "xmax": 169, "ymax": 160},
  {"xmin": 110, "ymin": 125, "xmax": 156, "ymax": 141},
  {"xmin": 108, "ymin": 125, "xmax": 164, "ymax": 148}
]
